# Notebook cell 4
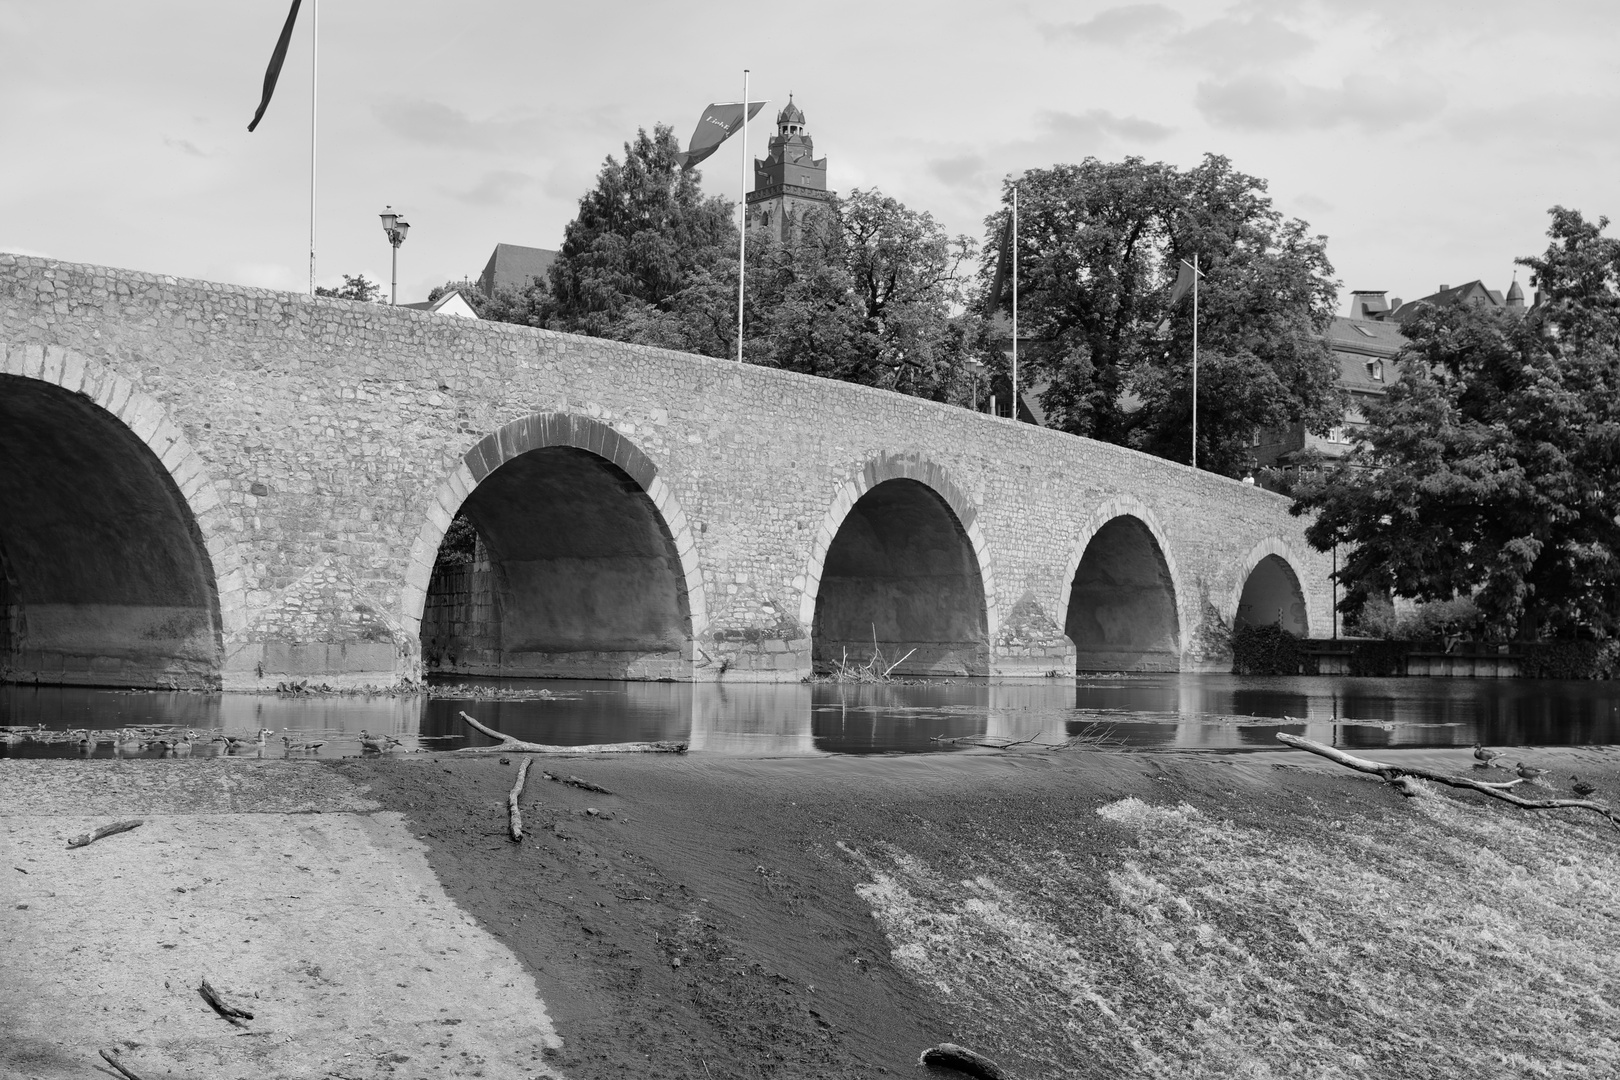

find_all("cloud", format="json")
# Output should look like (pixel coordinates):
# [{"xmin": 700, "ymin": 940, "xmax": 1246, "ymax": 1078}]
[
  {"xmin": 373, "ymin": 99, "xmax": 546, "ymax": 150},
  {"xmin": 1041, "ymin": 109, "xmax": 1173, "ymax": 143},
  {"xmin": 444, "ymin": 170, "xmax": 539, "ymax": 206},
  {"xmin": 1196, "ymin": 72, "xmax": 1447, "ymax": 131},
  {"xmin": 928, "ymin": 154, "xmax": 987, "ymax": 188},
  {"xmin": 1167, "ymin": 14, "xmax": 1314, "ymax": 70},
  {"xmin": 163, "ymin": 136, "xmax": 208, "ymax": 158},
  {"xmin": 1044, "ymin": 4, "xmax": 1181, "ymax": 43}
]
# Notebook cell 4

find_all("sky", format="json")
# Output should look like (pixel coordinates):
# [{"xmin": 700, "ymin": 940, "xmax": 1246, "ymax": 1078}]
[{"xmin": 2, "ymin": 0, "xmax": 1615, "ymax": 311}]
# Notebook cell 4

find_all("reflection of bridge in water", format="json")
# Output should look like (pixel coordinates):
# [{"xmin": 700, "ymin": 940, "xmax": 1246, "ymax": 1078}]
[{"xmin": 8, "ymin": 677, "xmax": 1620, "ymax": 758}]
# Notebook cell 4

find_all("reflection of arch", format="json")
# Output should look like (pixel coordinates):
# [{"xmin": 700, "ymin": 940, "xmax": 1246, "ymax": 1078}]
[
  {"xmin": 403, "ymin": 414, "xmax": 706, "ymax": 680},
  {"xmin": 1057, "ymin": 499, "xmax": 1184, "ymax": 672},
  {"xmin": 799, "ymin": 454, "xmax": 995, "ymax": 676},
  {"xmin": 1, "ymin": 345, "xmax": 247, "ymax": 687},
  {"xmin": 1233, "ymin": 542, "xmax": 1310, "ymax": 637}
]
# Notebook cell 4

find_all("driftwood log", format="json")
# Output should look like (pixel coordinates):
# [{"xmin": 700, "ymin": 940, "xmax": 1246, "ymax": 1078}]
[
  {"xmin": 918, "ymin": 1042, "xmax": 1007, "ymax": 1079},
  {"xmin": 456, "ymin": 711, "xmax": 687, "ymax": 755},
  {"xmin": 198, "ymin": 978, "xmax": 254, "ymax": 1027},
  {"xmin": 1276, "ymin": 733, "xmax": 1620, "ymax": 830},
  {"xmin": 508, "ymin": 757, "xmax": 533, "ymax": 842},
  {"xmin": 67, "ymin": 819, "xmax": 144, "ymax": 849}
]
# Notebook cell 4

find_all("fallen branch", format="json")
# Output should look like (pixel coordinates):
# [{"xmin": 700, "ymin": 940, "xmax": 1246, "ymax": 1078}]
[
  {"xmin": 508, "ymin": 758, "xmax": 533, "ymax": 843},
  {"xmin": 67, "ymin": 820, "xmax": 144, "ymax": 849},
  {"xmin": 198, "ymin": 978, "xmax": 253, "ymax": 1027},
  {"xmin": 1276, "ymin": 733, "xmax": 1620, "ymax": 830},
  {"xmin": 930, "ymin": 730, "xmax": 1044, "ymax": 750},
  {"xmin": 543, "ymin": 770, "xmax": 613, "ymax": 794},
  {"xmin": 918, "ymin": 1043, "xmax": 1007, "ymax": 1079},
  {"xmin": 98, "ymin": 1049, "xmax": 147, "ymax": 1080},
  {"xmin": 456, "ymin": 711, "xmax": 686, "ymax": 755}
]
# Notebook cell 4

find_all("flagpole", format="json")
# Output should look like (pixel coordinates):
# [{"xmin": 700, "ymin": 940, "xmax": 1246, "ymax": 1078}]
[
  {"xmin": 1011, "ymin": 183, "xmax": 1018, "ymax": 421},
  {"xmin": 1191, "ymin": 252, "xmax": 1199, "ymax": 470},
  {"xmin": 736, "ymin": 69, "xmax": 749, "ymax": 365},
  {"xmin": 308, "ymin": 0, "xmax": 318, "ymax": 297}
]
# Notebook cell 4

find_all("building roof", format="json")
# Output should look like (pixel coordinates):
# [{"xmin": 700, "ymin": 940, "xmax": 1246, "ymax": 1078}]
[
  {"xmin": 401, "ymin": 288, "xmax": 479, "ymax": 318},
  {"xmin": 778, "ymin": 95, "xmax": 804, "ymax": 126},
  {"xmin": 477, "ymin": 243, "xmax": 556, "ymax": 296},
  {"xmin": 1390, "ymin": 280, "xmax": 1500, "ymax": 322}
]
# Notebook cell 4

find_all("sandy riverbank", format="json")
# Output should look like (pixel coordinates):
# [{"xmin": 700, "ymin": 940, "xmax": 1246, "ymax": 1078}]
[{"xmin": 7, "ymin": 744, "xmax": 1620, "ymax": 1078}]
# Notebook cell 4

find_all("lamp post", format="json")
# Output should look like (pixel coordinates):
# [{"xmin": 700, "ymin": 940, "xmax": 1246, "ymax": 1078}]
[{"xmin": 379, "ymin": 205, "xmax": 410, "ymax": 305}]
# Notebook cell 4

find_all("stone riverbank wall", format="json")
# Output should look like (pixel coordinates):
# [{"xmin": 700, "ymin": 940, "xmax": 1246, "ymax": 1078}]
[{"xmin": 0, "ymin": 255, "xmax": 1332, "ymax": 688}]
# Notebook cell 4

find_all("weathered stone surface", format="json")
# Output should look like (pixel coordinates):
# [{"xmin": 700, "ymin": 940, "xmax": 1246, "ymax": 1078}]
[{"xmin": 0, "ymin": 255, "xmax": 1331, "ymax": 687}]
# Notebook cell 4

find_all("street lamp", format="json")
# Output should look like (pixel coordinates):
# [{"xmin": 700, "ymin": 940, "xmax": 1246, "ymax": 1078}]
[{"xmin": 379, "ymin": 205, "xmax": 410, "ymax": 305}]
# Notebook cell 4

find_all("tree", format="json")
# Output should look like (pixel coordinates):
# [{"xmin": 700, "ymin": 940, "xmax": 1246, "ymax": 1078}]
[
  {"xmin": 545, "ymin": 124, "xmax": 738, "ymax": 358},
  {"xmin": 982, "ymin": 155, "xmax": 1342, "ymax": 474},
  {"xmin": 315, "ymin": 273, "xmax": 381, "ymax": 302},
  {"xmin": 1291, "ymin": 207, "xmax": 1620, "ymax": 642},
  {"xmin": 745, "ymin": 188, "xmax": 990, "ymax": 403}
]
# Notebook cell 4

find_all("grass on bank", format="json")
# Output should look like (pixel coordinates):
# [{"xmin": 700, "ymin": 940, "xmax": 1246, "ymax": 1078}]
[{"xmin": 848, "ymin": 784, "xmax": 1620, "ymax": 1079}]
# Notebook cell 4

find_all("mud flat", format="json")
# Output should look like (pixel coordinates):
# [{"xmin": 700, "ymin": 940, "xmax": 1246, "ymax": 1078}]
[{"xmin": 8, "ymin": 745, "xmax": 1620, "ymax": 1079}]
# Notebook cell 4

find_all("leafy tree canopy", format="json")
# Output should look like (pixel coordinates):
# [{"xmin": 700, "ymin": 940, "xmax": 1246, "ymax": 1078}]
[
  {"xmin": 315, "ymin": 273, "xmax": 381, "ymax": 302},
  {"xmin": 746, "ymin": 188, "xmax": 990, "ymax": 403},
  {"xmin": 982, "ymin": 154, "xmax": 1343, "ymax": 474},
  {"xmin": 544, "ymin": 124, "xmax": 739, "ymax": 358},
  {"xmin": 1292, "ymin": 207, "xmax": 1620, "ymax": 642}
]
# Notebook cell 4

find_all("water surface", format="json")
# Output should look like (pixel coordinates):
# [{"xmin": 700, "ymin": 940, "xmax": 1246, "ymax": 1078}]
[{"xmin": 4, "ymin": 674, "xmax": 1619, "ymax": 759}]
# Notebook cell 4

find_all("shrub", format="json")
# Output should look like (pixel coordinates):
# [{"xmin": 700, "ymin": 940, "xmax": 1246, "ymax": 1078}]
[{"xmin": 1231, "ymin": 624, "xmax": 1301, "ymax": 676}]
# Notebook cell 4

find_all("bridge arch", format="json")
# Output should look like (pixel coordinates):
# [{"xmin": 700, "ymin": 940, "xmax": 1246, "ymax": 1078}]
[
  {"xmin": 1, "ymin": 343, "xmax": 247, "ymax": 687},
  {"xmin": 1058, "ymin": 498, "xmax": 1185, "ymax": 672},
  {"xmin": 798, "ymin": 454, "xmax": 996, "ymax": 677},
  {"xmin": 403, "ymin": 413, "xmax": 706, "ymax": 680},
  {"xmin": 1230, "ymin": 538, "xmax": 1313, "ymax": 637}
]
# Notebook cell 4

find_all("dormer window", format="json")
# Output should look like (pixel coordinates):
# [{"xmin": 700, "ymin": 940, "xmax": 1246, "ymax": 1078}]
[{"xmin": 1366, "ymin": 360, "xmax": 1385, "ymax": 382}]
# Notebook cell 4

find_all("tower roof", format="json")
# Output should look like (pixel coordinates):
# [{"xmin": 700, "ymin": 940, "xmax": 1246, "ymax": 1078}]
[
  {"xmin": 777, "ymin": 95, "xmax": 804, "ymax": 126},
  {"xmin": 1506, "ymin": 276, "xmax": 1525, "ymax": 304}
]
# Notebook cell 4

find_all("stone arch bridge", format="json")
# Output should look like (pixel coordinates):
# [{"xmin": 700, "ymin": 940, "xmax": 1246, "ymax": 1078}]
[{"xmin": 0, "ymin": 256, "xmax": 1330, "ymax": 689}]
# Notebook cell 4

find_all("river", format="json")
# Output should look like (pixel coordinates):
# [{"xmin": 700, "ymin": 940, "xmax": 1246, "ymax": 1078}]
[{"xmin": 5, "ymin": 674, "xmax": 1620, "ymax": 759}]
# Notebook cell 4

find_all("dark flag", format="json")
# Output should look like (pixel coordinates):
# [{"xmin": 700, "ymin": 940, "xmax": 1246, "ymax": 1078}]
[
  {"xmin": 1168, "ymin": 258, "xmax": 1198, "ymax": 304},
  {"xmin": 247, "ymin": 0, "xmax": 303, "ymax": 132},
  {"xmin": 987, "ymin": 212, "xmax": 1014, "ymax": 312},
  {"xmin": 678, "ymin": 101, "xmax": 766, "ymax": 171}
]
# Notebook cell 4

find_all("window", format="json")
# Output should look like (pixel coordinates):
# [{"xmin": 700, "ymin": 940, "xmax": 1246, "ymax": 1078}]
[
  {"xmin": 1251, "ymin": 427, "xmax": 1263, "ymax": 447},
  {"xmin": 1326, "ymin": 425, "xmax": 1348, "ymax": 444},
  {"xmin": 1366, "ymin": 360, "xmax": 1385, "ymax": 381},
  {"xmin": 1353, "ymin": 324, "xmax": 1375, "ymax": 338}
]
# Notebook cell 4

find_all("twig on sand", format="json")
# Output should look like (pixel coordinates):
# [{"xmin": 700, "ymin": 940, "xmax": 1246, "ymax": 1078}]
[
  {"xmin": 456, "ymin": 711, "xmax": 687, "ymax": 755},
  {"xmin": 67, "ymin": 820, "xmax": 144, "ymax": 849},
  {"xmin": 930, "ymin": 730, "xmax": 1044, "ymax": 750},
  {"xmin": 198, "ymin": 978, "xmax": 254, "ymax": 1027},
  {"xmin": 919, "ymin": 1042, "xmax": 1007, "ymax": 1079},
  {"xmin": 543, "ymin": 771, "xmax": 613, "ymax": 794},
  {"xmin": 98, "ymin": 1049, "xmax": 147, "ymax": 1080},
  {"xmin": 1276, "ymin": 733, "xmax": 1620, "ymax": 830},
  {"xmin": 508, "ymin": 758, "xmax": 533, "ymax": 843}
]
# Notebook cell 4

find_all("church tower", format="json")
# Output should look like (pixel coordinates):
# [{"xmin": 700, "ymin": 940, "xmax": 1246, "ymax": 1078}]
[{"xmin": 746, "ymin": 95, "xmax": 834, "ymax": 241}]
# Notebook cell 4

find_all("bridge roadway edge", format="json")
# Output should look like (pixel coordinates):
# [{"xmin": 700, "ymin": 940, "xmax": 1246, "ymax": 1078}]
[{"xmin": 0, "ymin": 254, "xmax": 1332, "ymax": 687}]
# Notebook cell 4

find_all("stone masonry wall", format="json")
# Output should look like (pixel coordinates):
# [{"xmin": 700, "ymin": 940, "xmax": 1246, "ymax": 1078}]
[{"xmin": 0, "ymin": 255, "xmax": 1333, "ymax": 687}]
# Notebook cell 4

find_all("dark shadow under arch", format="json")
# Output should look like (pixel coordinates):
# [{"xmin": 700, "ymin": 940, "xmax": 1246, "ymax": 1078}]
[
  {"xmin": 811, "ymin": 478, "xmax": 989, "ymax": 676},
  {"xmin": 421, "ymin": 446, "xmax": 692, "ymax": 680},
  {"xmin": 1065, "ymin": 516, "xmax": 1181, "ymax": 672},
  {"xmin": 0, "ymin": 375, "xmax": 222, "ymax": 687},
  {"xmin": 1235, "ymin": 554, "xmax": 1308, "ymax": 636}
]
